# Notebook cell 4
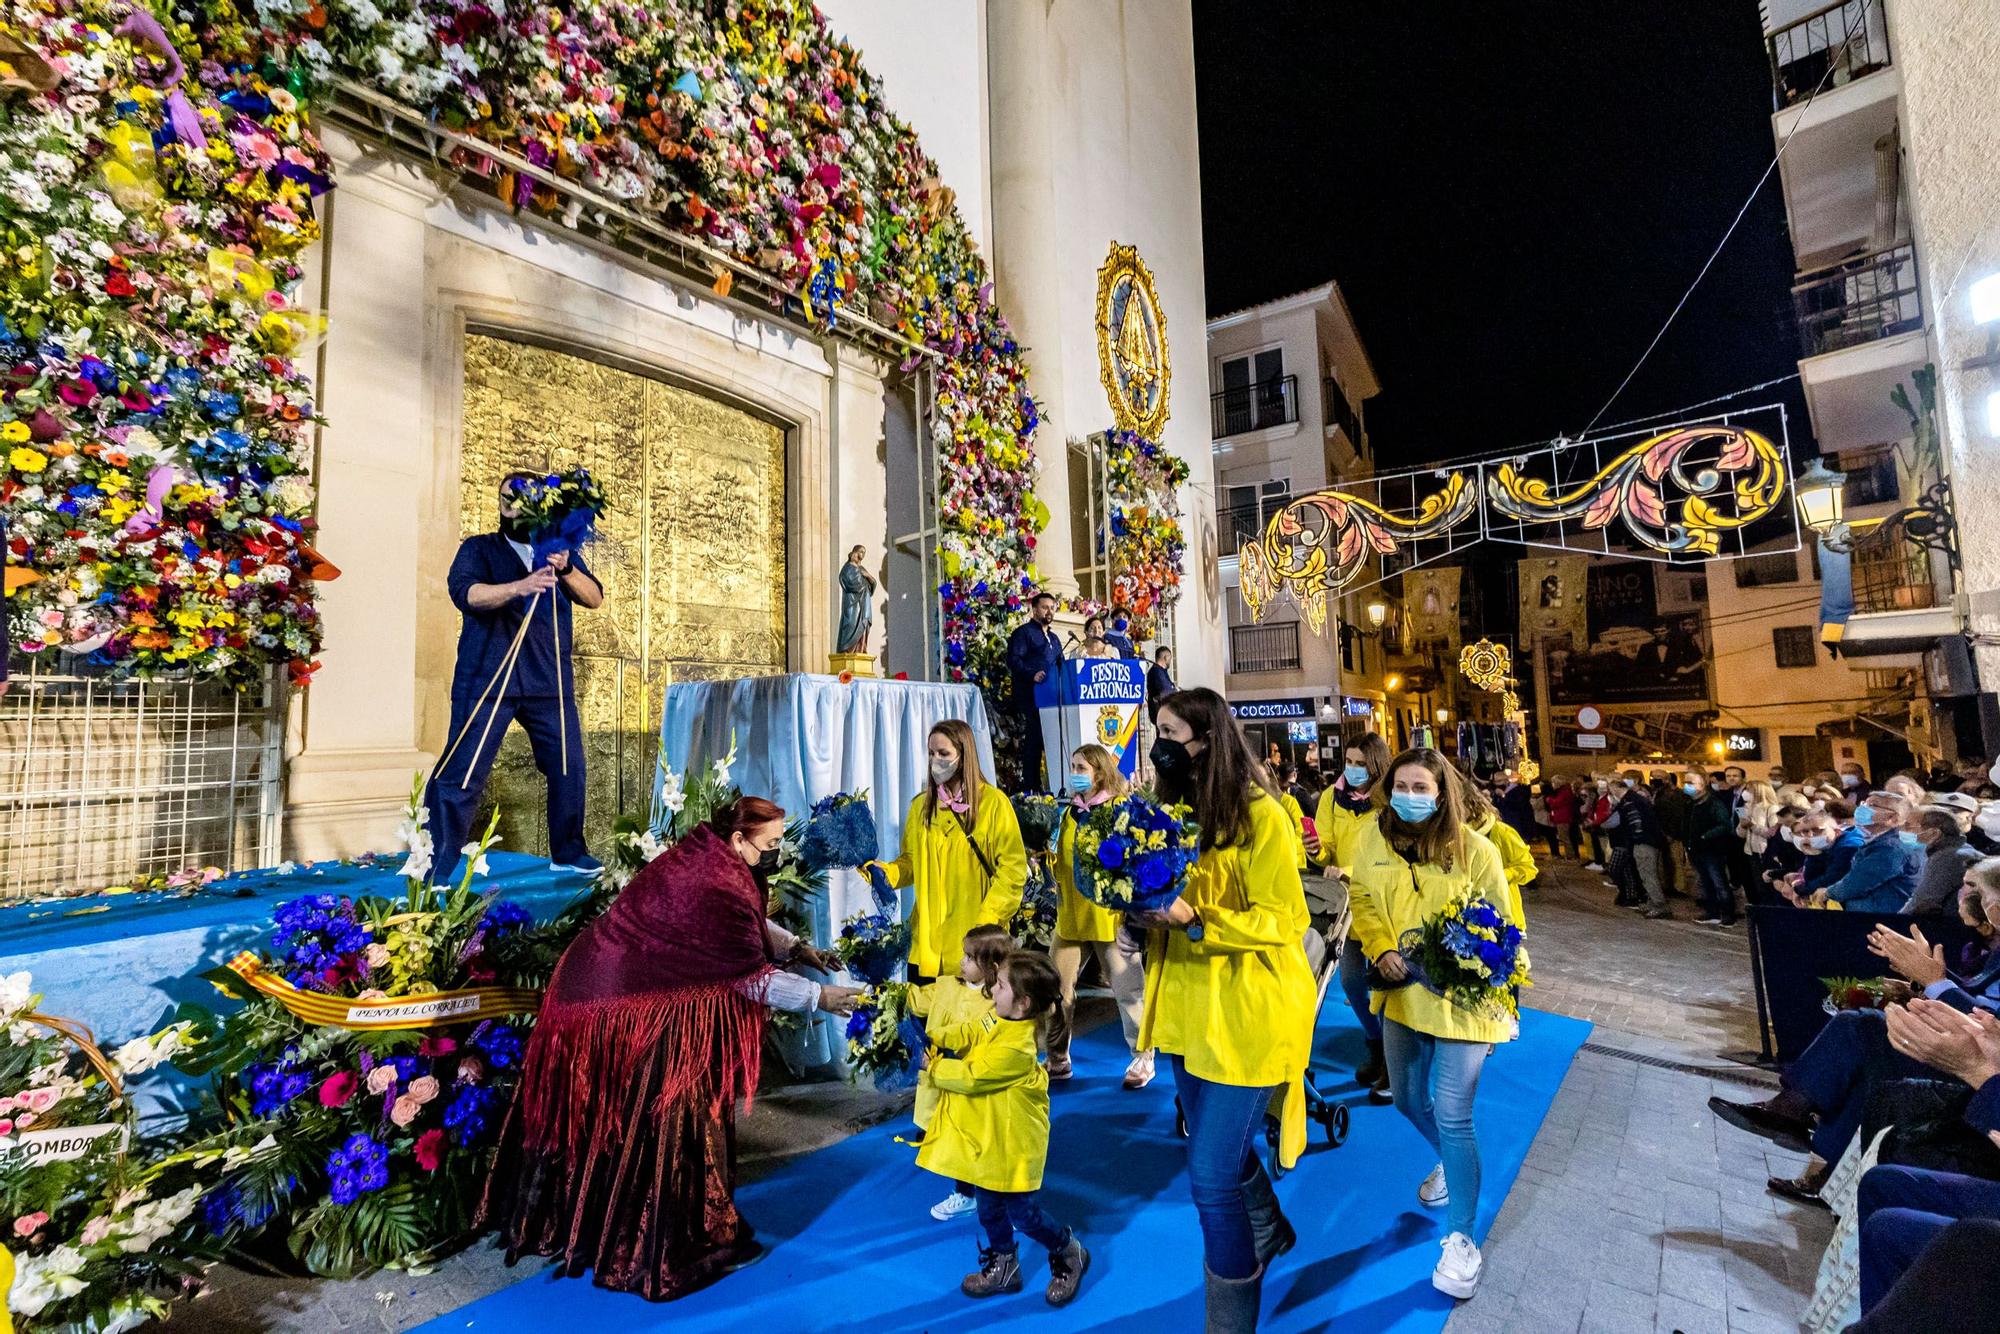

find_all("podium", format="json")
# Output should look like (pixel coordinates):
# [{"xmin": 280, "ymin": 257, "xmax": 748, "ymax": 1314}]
[{"xmin": 1032, "ymin": 657, "xmax": 1147, "ymax": 789}]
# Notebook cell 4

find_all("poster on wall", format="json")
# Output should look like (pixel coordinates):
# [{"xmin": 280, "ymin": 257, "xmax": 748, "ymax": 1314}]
[
  {"xmin": 1586, "ymin": 563, "xmax": 1658, "ymax": 639},
  {"xmin": 1402, "ymin": 566, "xmax": 1462, "ymax": 648},
  {"xmin": 1517, "ymin": 555, "xmax": 1588, "ymax": 644},
  {"xmin": 1545, "ymin": 614, "xmax": 1709, "ymax": 705}
]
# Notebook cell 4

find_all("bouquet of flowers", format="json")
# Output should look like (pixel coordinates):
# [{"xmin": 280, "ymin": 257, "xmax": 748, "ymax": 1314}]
[
  {"xmin": 842, "ymin": 982, "xmax": 920, "ymax": 1090},
  {"xmin": 1010, "ymin": 862, "xmax": 1059, "ymax": 950},
  {"xmin": 0, "ymin": 972, "xmax": 207, "ymax": 1333},
  {"xmin": 1011, "ymin": 793, "xmax": 1064, "ymax": 855},
  {"xmin": 1396, "ymin": 890, "xmax": 1532, "ymax": 1022},
  {"xmin": 500, "ymin": 468, "xmax": 608, "ymax": 564},
  {"xmin": 1822, "ymin": 975, "xmax": 1902, "ymax": 1013},
  {"xmin": 833, "ymin": 911, "xmax": 909, "ymax": 986},
  {"xmin": 799, "ymin": 792, "xmax": 879, "ymax": 873},
  {"xmin": 1071, "ymin": 794, "xmax": 1202, "ymax": 913}
]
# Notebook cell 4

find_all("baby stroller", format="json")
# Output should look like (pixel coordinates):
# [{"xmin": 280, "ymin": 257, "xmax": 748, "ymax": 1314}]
[{"xmin": 1173, "ymin": 873, "xmax": 1353, "ymax": 1178}]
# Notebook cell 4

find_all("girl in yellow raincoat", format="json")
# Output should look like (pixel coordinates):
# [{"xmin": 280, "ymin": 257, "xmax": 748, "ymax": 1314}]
[
  {"xmin": 867, "ymin": 719, "xmax": 1026, "ymax": 979},
  {"xmin": 918, "ymin": 952, "xmax": 1090, "ymax": 1308},
  {"xmin": 1047, "ymin": 744, "xmax": 1153, "ymax": 1088},
  {"xmin": 909, "ymin": 923, "xmax": 1013, "ymax": 1223},
  {"xmin": 1133, "ymin": 688, "xmax": 1316, "ymax": 1328}
]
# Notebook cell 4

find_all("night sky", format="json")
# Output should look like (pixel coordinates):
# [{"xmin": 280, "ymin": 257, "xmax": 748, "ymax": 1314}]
[{"xmin": 1193, "ymin": 2, "xmax": 1814, "ymax": 469}]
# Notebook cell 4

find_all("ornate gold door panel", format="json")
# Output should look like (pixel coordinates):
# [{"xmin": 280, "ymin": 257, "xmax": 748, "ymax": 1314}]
[{"xmin": 457, "ymin": 333, "xmax": 787, "ymax": 856}]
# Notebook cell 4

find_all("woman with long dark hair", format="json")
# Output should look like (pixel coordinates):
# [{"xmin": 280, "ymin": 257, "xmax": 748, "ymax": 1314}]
[
  {"xmin": 1345, "ymin": 748, "xmax": 1522, "ymax": 1301},
  {"xmin": 1304, "ymin": 731, "xmax": 1394, "ymax": 1101},
  {"xmin": 1134, "ymin": 687, "xmax": 1316, "ymax": 1332},
  {"xmin": 478, "ymin": 796, "xmax": 861, "ymax": 1300},
  {"xmin": 868, "ymin": 719, "xmax": 1027, "ymax": 982}
]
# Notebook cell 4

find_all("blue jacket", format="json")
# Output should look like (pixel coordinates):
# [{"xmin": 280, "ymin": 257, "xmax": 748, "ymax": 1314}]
[
  {"xmin": 1005, "ymin": 619, "xmax": 1063, "ymax": 705},
  {"xmin": 1799, "ymin": 826, "xmax": 1867, "ymax": 894},
  {"xmin": 446, "ymin": 533, "xmax": 598, "ymax": 700},
  {"xmin": 1822, "ymin": 832, "xmax": 1923, "ymax": 913},
  {"xmin": 1930, "ymin": 948, "xmax": 2000, "ymax": 1017}
]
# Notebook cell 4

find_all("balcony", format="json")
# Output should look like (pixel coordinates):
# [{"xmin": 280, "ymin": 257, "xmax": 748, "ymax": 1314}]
[
  {"xmin": 1768, "ymin": 0, "xmax": 1891, "ymax": 110},
  {"xmin": 1829, "ymin": 511, "xmax": 1961, "ymax": 659},
  {"xmin": 1324, "ymin": 377, "xmax": 1363, "ymax": 450},
  {"xmin": 1793, "ymin": 243, "xmax": 1930, "ymax": 451},
  {"xmin": 1211, "ymin": 376, "xmax": 1299, "ymax": 439},
  {"xmin": 1230, "ymin": 622, "xmax": 1302, "ymax": 674},
  {"xmin": 1218, "ymin": 493, "xmax": 1292, "ymax": 558}
]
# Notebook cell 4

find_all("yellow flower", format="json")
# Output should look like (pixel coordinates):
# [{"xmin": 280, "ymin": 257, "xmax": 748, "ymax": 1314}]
[
  {"xmin": 9, "ymin": 445, "xmax": 47, "ymax": 472},
  {"xmin": 1, "ymin": 420, "xmax": 30, "ymax": 443}
]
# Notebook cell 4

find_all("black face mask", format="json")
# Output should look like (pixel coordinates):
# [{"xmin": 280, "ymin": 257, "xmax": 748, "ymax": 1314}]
[
  {"xmin": 754, "ymin": 846, "xmax": 782, "ymax": 872},
  {"xmin": 498, "ymin": 513, "xmax": 532, "ymax": 541},
  {"xmin": 1151, "ymin": 737, "xmax": 1193, "ymax": 781}
]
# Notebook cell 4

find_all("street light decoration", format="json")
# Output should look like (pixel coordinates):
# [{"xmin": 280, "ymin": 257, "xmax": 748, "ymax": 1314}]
[
  {"xmin": 1792, "ymin": 456, "xmax": 1847, "ymax": 537},
  {"xmin": 1459, "ymin": 638, "xmax": 1510, "ymax": 691}
]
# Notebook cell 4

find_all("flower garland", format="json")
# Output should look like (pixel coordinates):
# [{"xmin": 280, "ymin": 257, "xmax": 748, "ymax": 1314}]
[
  {"xmin": 1098, "ymin": 429, "xmax": 1188, "ymax": 641},
  {"xmin": 1, "ymin": 1, "xmax": 334, "ymax": 688}
]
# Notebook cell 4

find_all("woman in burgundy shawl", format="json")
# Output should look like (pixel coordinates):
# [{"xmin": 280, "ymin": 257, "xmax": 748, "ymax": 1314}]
[{"xmin": 479, "ymin": 796, "xmax": 861, "ymax": 1299}]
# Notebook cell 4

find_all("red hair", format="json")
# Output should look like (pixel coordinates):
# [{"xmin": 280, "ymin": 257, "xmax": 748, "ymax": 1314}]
[{"xmin": 710, "ymin": 796, "xmax": 786, "ymax": 839}]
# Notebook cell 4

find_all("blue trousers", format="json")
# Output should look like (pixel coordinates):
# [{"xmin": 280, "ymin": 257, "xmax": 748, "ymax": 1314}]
[
  {"xmin": 1171, "ymin": 1056, "xmax": 1276, "ymax": 1280},
  {"xmin": 1858, "ymin": 1163, "xmax": 2000, "ymax": 1311},
  {"xmin": 1339, "ymin": 939, "xmax": 1382, "ymax": 1044},
  {"xmin": 975, "ymin": 1185, "xmax": 1067, "ymax": 1255},
  {"xmin": 1383, "ymin": 1018, "xmax": 1490, "ymax": 1237},
  {"xmin": 1785, "ymin": 1009, "xmax": 1932, "ymax": 1163},
  {"xmin": 1688, "ymin": 846, "xmax": 1736, "ymax": 921},
  {"xmin": 426, "ymin": 692, "xmax": 587, "ymax": 877}
]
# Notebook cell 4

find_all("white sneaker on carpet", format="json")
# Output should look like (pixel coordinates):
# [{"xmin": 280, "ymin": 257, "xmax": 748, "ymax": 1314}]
[
  {"xmin": 1432, "ymin": 1232, "xmax": 1481, "ymax": 1298},
  {"xmin": 1418, "ymin": 1163, "xmax": 1449, "ymax": 1208},
  {"xmin": 930, "ymin": 1190, "xmax": 977, "ymax": 1221},
  {"xmin": 1122, "ymin": 1051, "xmax": 1155, "ymax": 1089}
]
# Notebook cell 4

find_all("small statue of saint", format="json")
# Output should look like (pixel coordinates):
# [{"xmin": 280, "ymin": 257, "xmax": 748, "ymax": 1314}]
[{"xmin": 836, "ymin": 545, "xmax": 875, "ymax": 654}]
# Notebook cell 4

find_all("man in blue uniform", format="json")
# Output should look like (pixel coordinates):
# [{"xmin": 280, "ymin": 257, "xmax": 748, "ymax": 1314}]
[
  {"xmin": 1006, "ymin": 591, "xmax": 1063, "ymax": 792},
  {"xmin": 427, "ymin": 473, "xmax": 604, "ymax": 879}
]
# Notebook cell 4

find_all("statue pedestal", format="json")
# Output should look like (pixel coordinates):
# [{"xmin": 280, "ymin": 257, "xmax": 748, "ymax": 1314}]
[{"xmin": 828, "ymin": 651, "xmax": 877, "ymax": 678}]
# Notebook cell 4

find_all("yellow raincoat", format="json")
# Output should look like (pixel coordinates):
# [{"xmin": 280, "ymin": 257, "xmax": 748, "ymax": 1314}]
[
  {"xmin": 1345, "ymin": 815, "xmax": 1524, "ymax": 1045},
  {"xmin": 878, "ymin": 789, "xmax": 1028, "ymax": 977},
  {"xmin": 1312, "ymin": 788, "xmax": 1375, "ymax": 872},
  {"xmin": 1470, "ymin": 813, "xmax": 1534, "ymax": 922},
  {"xmin": 1279, "ymin": 791, "xmax": 1309, "ymax": 872},
  {"xmin": 1138, "ymin": 789, "xmax": 1318, "ymax": 1167},
  {"xmin": 1053, "ymin": 806, "xmax": 1121, "ymax": 943},
  {"xmin": 909, "ymin": 976, "xmax": 996, "ymax": 1130},
  {"xmin": 915, "ymin": 1013, "xmax": 1049, "ymax": 1193}
]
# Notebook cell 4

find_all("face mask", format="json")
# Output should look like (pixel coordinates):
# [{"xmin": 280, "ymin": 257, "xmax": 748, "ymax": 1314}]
[
  {"xmin": 1807, "ymin": 834, "xmax": 1832, "ymax": 851},
  {"xmin": 1840, "ymin": 773, "xmax": 1860, "ymax": 787},
  {"xmin": 1596, "ymin": 781, "xmax": 1609, "ymax": 792},
  {"xmin": 1344, "ymin": 764, "xmax": 1370, "ymax": 788},
  {"xmin": 1389, "ymin": 792, "xmax": 1437, "ymax": 823},
  {"xmin": 1899, "ymin": 831, "xmax": 1921, "ymax": 849},
  {"xmin": 1066, "ymin": 773, "xmax": 1093, "ymax": 794},
  {"xmin": 1150, "ymin": 737, "xmax": 1192, "ymax": 780},
  {"xmin": 740, "ymin": 839, "xmax": 780, "ymax": 871},
  {"xmin": 930, "ymin": 757, "xmax": 958, "ymax": 785},
  {"xmin": 1682, "ymin": 782, "xmax": 1698, "ymax": 796},
  {"xmin": 1853, "ymin": 804, "xmax": 1876, "ymax": 828}
]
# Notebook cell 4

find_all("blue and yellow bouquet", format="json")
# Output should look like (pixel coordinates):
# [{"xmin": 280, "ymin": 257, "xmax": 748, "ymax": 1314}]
[
  {"xmin": 800, "ymin": 791, "xmax": 879, "ymax": 873},
  {"xmin": 833, "ymin": 910, "xmax": 909, "ymax": 985},
  {"xmin": 844, "ymin": 981, "xmax": 921, "ymax": 1089},
  {"xmin": 502, "ymin": 468, "xmax": 608, "ymax": 563},
  {"xmin": 1011, "ymin": 792, "xmax": 1064, "ymax": 855},
  {"xmin": 1072, "ymin": 794, "xmax": 1202, "ymax": 913},
  {"xmin": 1011, "ymin": 861, "xmax": 1060, "ymax": 949},
  {"xmin": 1398, "ymin": 889, "xmax": 1531, "ymax": 1020}
]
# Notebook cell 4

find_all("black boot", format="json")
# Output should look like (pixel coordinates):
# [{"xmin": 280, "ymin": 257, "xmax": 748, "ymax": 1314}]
[
  {"xmin": 1355, "ymin": 1037, "xmax": 1385, "ymax": 1087},
  {"xmin": 1241, "ymin": 1158, "xmax": 1296, "ymax": 1266},
  {"xmin": 1205, "ymin": 1262, "xmax": 1264, "ymax": 1333}
]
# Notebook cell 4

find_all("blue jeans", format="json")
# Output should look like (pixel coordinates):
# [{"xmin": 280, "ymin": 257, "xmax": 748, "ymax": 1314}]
[
  {"xmin": 1383, "ymin": 1019, "xmax": 1489, "ymax": 1237},
  {"xmin": 1340, "ymin": 939, "xmax": 1382, "ymax": 1044},
  {"xmin": 1687, "ymin": 845, "xmax": 1735, "ymax": 921},
  {"xmin": 975, "ymin": 1185, "xmax": 1067, "ymax": 1255},
  {"xmin": 1171, "ymin": 1056, "xmax": 1276, "ymax": 1280},
  {"xmin": 1858, "ymin": 1164, "xmax": 2000, "ymax": 1311}
]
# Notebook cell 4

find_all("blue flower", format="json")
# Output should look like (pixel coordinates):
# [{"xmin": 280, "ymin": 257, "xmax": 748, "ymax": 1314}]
[
  {"xmin": 1096, "ymin": 838, "xmax": 1128, "ymax": 869},
  {"xmin": 444, "ymin": 1085, "xmax": 497, "ymax": 1143},
  {"xmin": 475, "ymin": 1024, "xmax": 524, "ymax": 1070},
  {"xmin": 327, "ymin": 1133, "xmax": 389, "ymax": 1205},
  {"xmin": 244, "ymin": 1058, "xmax": 310, "ymax": 1116},
  {"xmin": 480, "ymin": 901, "xmax": 533, "ymax": 937}
]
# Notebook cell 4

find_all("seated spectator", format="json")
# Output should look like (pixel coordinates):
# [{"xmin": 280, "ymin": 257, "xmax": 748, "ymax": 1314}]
[
  {"xmin": 1786, "ymin": 805, "xmax": 1864, "ymax": 899},
  {"xmin": 1904, "ymin": 807, "xmax": 1973, "ymax": 918},
  {"xmin": 1756, "ymin": 800, "xmax": 1809, "ymax": 892},
  {"xmin": 1854, "ymin": 999, "xmax": 2000, "ymax": 1315},
  {"xmin": 1788, "ymin": 793, "xmax": 1920, "ymax": 913},
  {"xmin": 1709, "ymin": 859, "xmax": 2000, "ymax": 1205}
]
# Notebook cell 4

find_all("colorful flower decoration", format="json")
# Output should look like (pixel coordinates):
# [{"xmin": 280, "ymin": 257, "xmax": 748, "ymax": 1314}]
[{"xmin": 1095, "ymin": 429, "xmax": 1189, "ymax": 641}]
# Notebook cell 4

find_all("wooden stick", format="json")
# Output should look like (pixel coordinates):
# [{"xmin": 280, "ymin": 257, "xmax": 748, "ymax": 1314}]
[
  {"xmin": 553, "ymin": 586, "xmax": 568, "ymax": 777},
  {"xmin": 430, "ymin": 601, "xmax": 537, "ymax": 783},
  {"xmin": 458, "ymin": 592, "xmax": 541, "ymax": 790}
]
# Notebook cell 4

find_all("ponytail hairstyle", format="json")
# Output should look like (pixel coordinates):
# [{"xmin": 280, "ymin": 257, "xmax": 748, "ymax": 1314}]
[
  {"xmin": 1374, "ymin": 747, "xmax": 1470, "ymax": 872},
  {"xmin": 709, "ymin": 795, "xmax": 787, "ymax": 843},
  {"xmin": 923, "ymin": 719, "xmax": 989, "ymax": 826},
  {"xmin": 960, "ymin": 924, "xmax": 1014, "ymax": 991},
  {"xmin": 1156, "ymin": 686, "xmax": 1280, "ymax": 850}
]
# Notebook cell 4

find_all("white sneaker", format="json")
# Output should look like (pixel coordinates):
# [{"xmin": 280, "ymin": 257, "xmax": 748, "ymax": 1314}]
[
  {"xmin": 1418, "ymin": 1162, "xmax": 1449, "ymax": 1208},
  {"xmin": 1432, "ymin": 1232, "xmax": 1482, "ymax": 1299},
  {"xmin": 1122, "ymin": 1051, "xmax": 1156, "ymax": 1090},
  {"xmin": 930, "ymin": 1190, "xmax": 977, "ymax": 1221},
  {"xmin": 1583, "ymin": 862, "xmax": 1604, "ymax": 872}
]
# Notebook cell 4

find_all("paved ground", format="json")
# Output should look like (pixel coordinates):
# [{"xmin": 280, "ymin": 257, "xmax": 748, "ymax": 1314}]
[{"xmin": 198, "ymin": 852, "xmax": 1833, "ymax": 1333}]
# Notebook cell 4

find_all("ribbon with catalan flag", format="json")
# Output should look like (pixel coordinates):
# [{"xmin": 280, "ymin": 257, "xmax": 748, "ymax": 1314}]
[{"xmin": 220, "ymin": 953, "xmax": 540, "ymax": 1031}]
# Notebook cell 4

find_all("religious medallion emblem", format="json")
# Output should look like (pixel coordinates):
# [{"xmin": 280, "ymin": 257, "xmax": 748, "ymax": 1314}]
[{"xmin": 1095, "ymin": 243, "xmax": 1171, "ymax": 438}]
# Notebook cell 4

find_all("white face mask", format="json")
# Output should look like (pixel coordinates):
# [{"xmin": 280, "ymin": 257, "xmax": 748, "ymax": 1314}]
[{"xmin": 930, "ymin": 757, "xmax": 958, "ymax": 785}]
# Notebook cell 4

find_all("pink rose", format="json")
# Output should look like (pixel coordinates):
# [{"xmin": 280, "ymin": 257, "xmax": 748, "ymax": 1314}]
[
  {"xmin": 14, "ymin": 1112, "xmax": 35, "ymax": 1129},
  {"xmin": 365, "ymin": 1066, "xmax": 398, "ymax": 1096},
  {"xmin": 389, "ymin": 1095, "xmax": 420, "ymax": 1127},
  {"xmin": 0, "ymin": 1119, "xmax": 12, "ymax": 1135},
  {"xmin": 17, "ymin": 1087, "xmax": 57, "ymax": 1114},
  {"xmin": 13, "ymin": 1211, "xmax": 48, "ymax": 1237},
  {"xmin": 407, "ymin": 1076, "xmax": 440, "ymax": 1105},
  {"xmin": 455, "ymin": 1055, "xmax": 486, "ymax": 1085},
  {"xmin": 79, "ymin": 1216, "xmax": 112, "ymax": 1245},
  {"xmin": 318, "ymin": 1071, "xmax": 358, "ymax": 1107}
]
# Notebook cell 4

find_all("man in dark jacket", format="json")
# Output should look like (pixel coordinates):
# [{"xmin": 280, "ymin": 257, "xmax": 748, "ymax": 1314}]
[
  {"xmin": 1005, "ymin": 591, "xmax": 1063, "ymax": 791},
  {"xmin": 1606, "ymin": 772, "xmax": 1671, "ymax": 919},
  {"xmin": 1682, "ymin": 769, "xmax": 1739, "ymax": 926},
  {"xmin": 1902, "ymin": 807, "xmax": 1971, "ymax": 917},
  {"xmin": 1145, "ymin": 645, "xmax": 1176, "ymax": 722}
]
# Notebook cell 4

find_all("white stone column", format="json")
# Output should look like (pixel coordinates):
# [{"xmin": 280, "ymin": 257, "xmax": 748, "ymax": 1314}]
[{"xmin": 986, "ymin": 0, "xmax": 1076, "ymax": 597}]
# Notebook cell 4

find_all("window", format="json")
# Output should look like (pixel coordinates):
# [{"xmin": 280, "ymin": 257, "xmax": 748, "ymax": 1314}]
[
  {"xmin": 1733, "ymin": 551, "xmax": 1799, "ymax": 587},
  {"xmin": 1837, "ymin": 446, "xmax": 1900, "ymax": 507},
  {"xmin": 1772, "ymin": 625, "xmax": 1818, "ymax": 669},
  {"xmin": 1215, "ymin": 349, "xmax": 1293, "ymax": 435}
]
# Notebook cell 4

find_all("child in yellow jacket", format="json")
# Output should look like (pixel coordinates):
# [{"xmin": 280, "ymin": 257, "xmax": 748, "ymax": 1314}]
[
  {"xmin": 917, "ymin": 952, "xmax": 1091, "ymax": 1308},
  {"xmin": 910, "ymin": 923, "xmax": 1013, "ymax": 1222}
]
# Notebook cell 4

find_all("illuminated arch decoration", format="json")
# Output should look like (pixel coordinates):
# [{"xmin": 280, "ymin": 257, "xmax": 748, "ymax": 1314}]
[
  {"xmin": 1460, "ymin": 639, "xmax": 1511, "ymax": 691},
  {"xmin": 1238, "ymin": 472, "xmax": 1478, "ymax": 635},
  {"xmin": 1484, "ymin": 424, "xmax": 1788, "ymax": 557},
  {"xmin": 1095, "ymin": 243, "xmax": 1171, "ymax": 439}
]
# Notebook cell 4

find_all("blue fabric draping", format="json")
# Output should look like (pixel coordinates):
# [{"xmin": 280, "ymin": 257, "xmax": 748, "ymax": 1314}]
[{"xmin": 659, "ymin": 672, "xmax": 993, "ymax": 1068}]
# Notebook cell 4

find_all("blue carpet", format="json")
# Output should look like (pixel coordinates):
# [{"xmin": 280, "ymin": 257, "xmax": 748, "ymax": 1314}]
[{"xmin": 421, "ymin": 996, "xmax": 1590, "ymax": 1334}]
